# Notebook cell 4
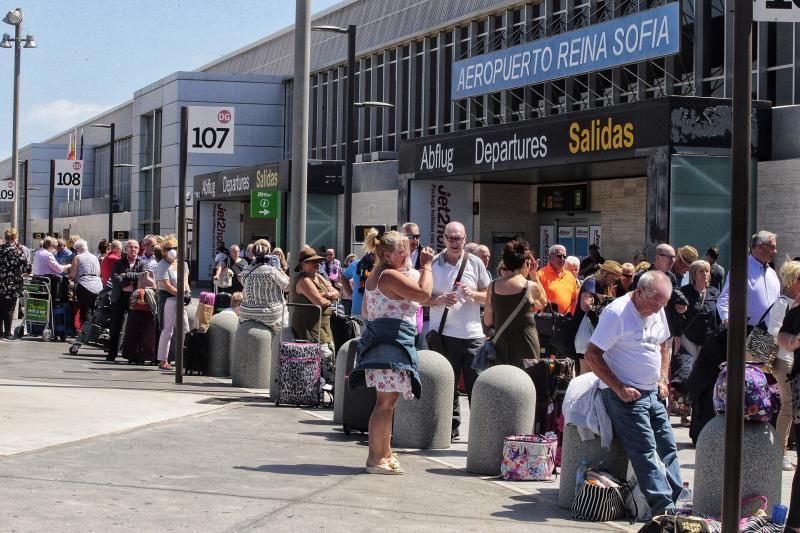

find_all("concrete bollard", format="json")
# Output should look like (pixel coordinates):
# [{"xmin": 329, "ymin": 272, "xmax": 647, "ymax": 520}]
[
  {"xmin": 231, "ymin": 320, "xmax": 273, "ymax": 389},
  {"xmin": 334, "ymin": 339, "xmax": 358, "ymax": 424},
  {"xmin": 467, "ymin": 365, "xmax": 536, "ymax": 476},
  {"xmin": 206, "ymin": 312, "xmax": 238, "ymax": 377},
  {"xmin": 558, "ymin": 424, "xmax": 630, "ymax": 509},
  {"xmin": 393, "ymin": 350, "xmax": 454, "ymax": 449},
  {"xmin": 693, "ymin": 415, "xmax": 781, "ymax": 516}
]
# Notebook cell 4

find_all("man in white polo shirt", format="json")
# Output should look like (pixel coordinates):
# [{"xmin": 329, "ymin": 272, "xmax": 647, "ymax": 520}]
[
  {"xmin": 429, "ymin": 221, "xmax": 491, "ymax": 441},
  {"xmin": 585, "ymin": 270, "xmax": 684, "ymax": 516}
]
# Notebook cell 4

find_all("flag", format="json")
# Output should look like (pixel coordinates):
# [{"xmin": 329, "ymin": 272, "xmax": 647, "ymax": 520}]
[
  {"xmin": 73, "ymin": 128, "xmax": 78, "ymax": 160},
  {"xmin": 67, "ymin": 133, "xmax": 74, "ymax": 160},
  {"xmin": 79, "ymin": 129, "xmax": 84, "ymax": 160}
]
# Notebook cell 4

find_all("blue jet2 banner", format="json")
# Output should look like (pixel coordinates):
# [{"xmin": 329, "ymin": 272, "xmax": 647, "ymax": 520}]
[{"xmin": 452, "ymin": 2, "xmax": 680, "ymax": 100}]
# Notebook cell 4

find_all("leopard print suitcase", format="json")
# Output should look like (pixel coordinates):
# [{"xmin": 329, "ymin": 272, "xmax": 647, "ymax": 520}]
[{"xmin": 275, "ymin": 341, "xmax": 323, "ymax": 407}]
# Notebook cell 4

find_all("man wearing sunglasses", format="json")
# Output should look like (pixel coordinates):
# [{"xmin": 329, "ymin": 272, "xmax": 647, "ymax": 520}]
[
  {"xmin": 718, "ymin": 230, "xmax": 780, "ymax": 329},
  {"xmin": 402, "ymin": 222, "xmax": 431, "ymax": 348},
  {"xmin": 536, "ymin": 244, "xmax": 579, "ymax": 315},
  {"xmin": 429, "ymin": 221, "xmax": 491, "ymax": 441},
  {"xmin": 631, "ymin": 243, "xmax": 689, "ymax": 335}
]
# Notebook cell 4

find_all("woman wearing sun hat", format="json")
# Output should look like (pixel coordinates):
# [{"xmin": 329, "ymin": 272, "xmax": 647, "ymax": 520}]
[
  {"xmin": 573, "ymin": 260, "xmax": 623, "ymax": 373},
  {"xmin": 290, "ymin": 246, "xmax": 339, "ymax": 354}
]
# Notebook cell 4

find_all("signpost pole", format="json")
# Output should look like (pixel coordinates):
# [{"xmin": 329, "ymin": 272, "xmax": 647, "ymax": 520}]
[
  {"xmin": 108, "ymin": 122, "xmax": 115, "ymax": 240},
  {"xmin": 290, "ymin": 0, "xmax": 311, "ymax": 299},
  {"xmin": 48, "ymin": 160, "xmax": 54, "ymax": 235},
  {"xmin": 175, "ymin": 106, "xmax": 188, "ymax": 385},
  {"xmin": 721, "ymin": 0, "xmax": 752, "ymax": 528}
]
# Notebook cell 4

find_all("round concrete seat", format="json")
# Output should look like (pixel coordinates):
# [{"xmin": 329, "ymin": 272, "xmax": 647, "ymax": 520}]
[
  {"xmin": 231, "ymin": 320, "xmax": 274, "ymax": 389},
  {"xmin": 393, "ymin": 349, "xmax": 454, "ymax": 449},
  {"xmin": 693, "ymin": 415, "xmax": 781, "ymax": 516},
  {"xmin": 206, "ymin": 312, "xmax": 238, "ymax": 377},
  {"xmin": 467, "ymin": 365, "xmax": 536, "ymax": 475},
  {"xmin": 558, "ymin": 423, "xmax": 630, "ymax": 509},
  {"xmin": 334, "ymin": 339, "xmax": 358, "ymax": 424}
]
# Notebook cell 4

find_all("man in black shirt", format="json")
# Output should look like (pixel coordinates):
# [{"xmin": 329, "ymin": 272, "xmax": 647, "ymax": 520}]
[{"xmin": 706, "ymin": 246, "xmax": 725, "ymax": 291}]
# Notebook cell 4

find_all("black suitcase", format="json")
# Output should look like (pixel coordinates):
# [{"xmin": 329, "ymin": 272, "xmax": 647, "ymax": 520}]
[
  {"xmin": 183, "ymin": 329, "xmax": 209, "ymax": 374},
  {"xmin": 331, "ymin": 310, "xmax": 363, "ymax": 354},
  {"xmin": 342, "ymin": 340, "xmax": 376, "ymax": 435}
]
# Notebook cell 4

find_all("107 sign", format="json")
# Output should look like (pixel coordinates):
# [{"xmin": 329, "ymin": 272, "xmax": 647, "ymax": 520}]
[{"xmin": 187, "ymin": 107, "xmax": 235, "ymax": 154}]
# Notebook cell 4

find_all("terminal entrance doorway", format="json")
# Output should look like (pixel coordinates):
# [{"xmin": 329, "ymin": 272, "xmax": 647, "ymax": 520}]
[{"xmin": 538, "ymin": 215, "xmax": 601, "ymax": 261}]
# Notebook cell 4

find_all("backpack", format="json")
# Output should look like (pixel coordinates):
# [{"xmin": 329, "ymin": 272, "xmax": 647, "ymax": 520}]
[{"xmin": 713, "ymin": 363, "xmax": 773, "ymax": 421}]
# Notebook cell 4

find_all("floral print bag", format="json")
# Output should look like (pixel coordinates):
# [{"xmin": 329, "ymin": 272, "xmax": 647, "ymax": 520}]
[
  {"xmin": 713, "ymin": 363, "xmax": 773, "ymax": 421},
  {"xmin": 500, "ymin": 432, "xmax": 558, "ymax": 481}
]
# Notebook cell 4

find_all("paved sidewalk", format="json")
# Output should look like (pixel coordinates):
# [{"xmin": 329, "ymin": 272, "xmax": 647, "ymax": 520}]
[{"xmin": 0, "ymin": 335, "xmax": 795, "ymax": 532}]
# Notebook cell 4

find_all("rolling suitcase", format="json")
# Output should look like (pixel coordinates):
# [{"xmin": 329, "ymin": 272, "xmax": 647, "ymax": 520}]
[
  {"xmin": 52, "ymin": 302, "xmax": 72, "ymax": 341},
  {"xmin": 342, "ymin": 339, "xmax": 376, "ymax": 435},
  {"xmin": 274, "ymin": 303, "xmax": 324, "ymax": 407},
  {"xmin": 183, "ymin": 329, "xmax": 209, "ymax": 375}
]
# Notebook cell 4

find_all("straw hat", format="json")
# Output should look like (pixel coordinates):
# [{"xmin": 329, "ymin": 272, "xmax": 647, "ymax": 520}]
[
  {"xmin": 678, "ymin": 245, "xmax": 699, "ymax": 265},
  {"xmin": 294, "ymin": 246, "xmax": 325, "ymax": 272},
  {"xmin": 598, "ymin": 260, "xmax": 623, "ymax": 277}
]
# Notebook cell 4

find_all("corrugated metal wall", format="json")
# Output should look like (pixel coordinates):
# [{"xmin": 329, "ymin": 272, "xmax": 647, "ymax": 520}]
[{"xmin": 201, "ymin": 0, "xmax": 520, "ymax": 76}]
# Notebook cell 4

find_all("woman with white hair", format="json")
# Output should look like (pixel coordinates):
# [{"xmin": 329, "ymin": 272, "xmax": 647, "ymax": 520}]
[{"xmin": 69, "ymin": 239, "xmax": 103, "ymax": 325}]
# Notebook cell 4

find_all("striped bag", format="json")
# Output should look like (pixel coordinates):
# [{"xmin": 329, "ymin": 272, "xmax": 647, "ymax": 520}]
[{"xmin": 572, "ymin": 470, "xmax": 631, "ymax": 523}]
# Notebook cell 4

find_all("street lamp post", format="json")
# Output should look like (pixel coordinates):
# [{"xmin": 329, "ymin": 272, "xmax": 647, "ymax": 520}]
[
  {"xmin": 311, "ymin": 25, "xmax": 393, "ymax": 255},
  {"xmin": 1, "ymin": 8, "xmax": 35, "ymax": 231},
  {"xmin": 90, "ymin": 123, "xmax": 116, "ymax": 239},
  {"xmin": 312, "ymin": 24, "xmax": 355, "ymax": 254}
]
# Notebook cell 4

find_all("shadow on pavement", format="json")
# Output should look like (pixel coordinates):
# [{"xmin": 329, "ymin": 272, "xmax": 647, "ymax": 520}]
[
  {"xmin": 233, "ymin": 463, "xmax": 364, "ymax": 476},
  {"xmin": 425, "ymin": 467, "xmax": 471, "ymax": 477},
  {"xmin": 491, "ymin": 492, "xmax": 567, "ymax": 522},
  {"xmin": 299, "ymin": 431, "xmax": 369, "ymax": 445}
]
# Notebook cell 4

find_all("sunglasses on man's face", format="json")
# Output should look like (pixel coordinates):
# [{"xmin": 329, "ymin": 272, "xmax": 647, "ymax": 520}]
[
  {"xmin": 405, "ymin": 234, "xmax": 420, "ymax": 240},
  {"xmin": 552, "ymin": 253, "xmax": 566, "ymax": 259}
]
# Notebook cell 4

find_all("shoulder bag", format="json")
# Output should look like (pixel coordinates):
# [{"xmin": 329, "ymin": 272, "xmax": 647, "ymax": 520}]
[
  {"xmin": 745, "ymin": 303, "xmax": 782, "ymax": 370},
  {"xmin": 425, "ymin": 252, "xmax": 468, "ymax": 353},
  {"xmin": 535, "ymin": 296, "xmax": 577, "ymax": 357},
  {"xmin": 472, "ymin": 281, "xmax": 530, "ymax": 371}
]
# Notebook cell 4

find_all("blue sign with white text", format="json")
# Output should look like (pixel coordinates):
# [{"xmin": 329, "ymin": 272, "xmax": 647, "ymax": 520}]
[{"xmin": 451, "ymin": 2, "xmax": 680, "ymax": 99}]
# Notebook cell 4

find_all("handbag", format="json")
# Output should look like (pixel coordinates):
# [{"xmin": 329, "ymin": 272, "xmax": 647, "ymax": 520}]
[
  {"xmin": 573, "ymin": 314, "xmax": 595, "ymax": 355},
  {"xmin": 745, "ymin": 302, "xmax": 784, "ymax": 370},
  {"xmin": 426, "ymin": 252, "xmax": 468, "ymax": 353},
  {"xmin": 535, "ymin": 301, "xmax": 576, "ymax": 357},
  {"xmin": 571, "ymin": 469, "xmax": 633, "ymax": 523},
  {"xmin": 472, "ymin": 281, "xmax": 531, "ymax": 372},
  {"xmin": 216, "ymin": 267, "xmax": 233, "ymax": 289},
  {"xmin": 499, "ymin": 433, "xmax": 558, "ymax": 481}
]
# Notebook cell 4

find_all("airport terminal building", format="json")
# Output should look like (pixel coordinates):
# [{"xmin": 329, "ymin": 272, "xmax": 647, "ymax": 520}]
[{"xmin": 2, "ymin": 0, "xmax": 800, "ymax": 279}]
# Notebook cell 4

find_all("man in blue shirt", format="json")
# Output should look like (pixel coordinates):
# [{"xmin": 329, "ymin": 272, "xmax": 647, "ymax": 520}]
[
  {"xmin": 341, "ymin": 251, "xmax": 375, "ymax": 318},
  {"xmin": 717, "ymin": 230, "xmax": 780, "ymax": 329},
  {"xmin": 54, "ymin": 239, "xmax": 74, "ymax": 265}
]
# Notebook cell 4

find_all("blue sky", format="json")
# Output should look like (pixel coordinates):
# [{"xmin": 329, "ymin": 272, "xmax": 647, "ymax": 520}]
[{"xmin": 0, "ymin": 0, "xmax": 341, "ymax": 160}]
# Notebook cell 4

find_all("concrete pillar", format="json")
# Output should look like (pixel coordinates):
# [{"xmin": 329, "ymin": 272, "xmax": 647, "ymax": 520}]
[
  {"xmin": 231, "ymin": 320, "xmax": 273, "ymax": 389},
  {"xmin": 466, "ymin": 365, "xmax": 536, "ymax": 476},
  {"xmin": 693, "ymin": 415, "xmax": 781, "ymax": 516},
  {"xmin": 206, "ymin": 312, "xmax": 238, "ymax": 377},
  {"xmin": 558, "ymin": 424, "xmax": 630, "ymax": 509},
  {"xmin": 393, "ymin": 350, "xmax": 454, "ymax": 449}
]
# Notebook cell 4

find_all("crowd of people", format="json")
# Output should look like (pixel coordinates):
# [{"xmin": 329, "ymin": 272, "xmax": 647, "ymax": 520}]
[{"xmin": 3, "ymin": 223, "xmax": 800, "ymax": 520}]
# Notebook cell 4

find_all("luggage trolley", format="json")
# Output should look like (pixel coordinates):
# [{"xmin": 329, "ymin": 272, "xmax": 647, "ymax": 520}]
[{"xmin": 15, "ymin": 275, "xmax": 55, "ymax": 341}]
